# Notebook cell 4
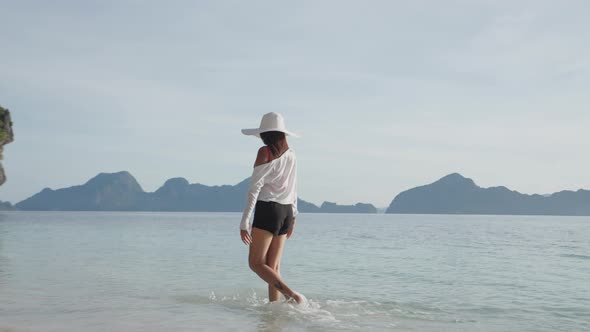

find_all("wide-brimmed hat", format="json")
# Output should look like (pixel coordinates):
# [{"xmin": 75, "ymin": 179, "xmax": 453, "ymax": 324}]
[{"xmin": 241, "ymin": 112, "xmax": 300, "ymax": 138}]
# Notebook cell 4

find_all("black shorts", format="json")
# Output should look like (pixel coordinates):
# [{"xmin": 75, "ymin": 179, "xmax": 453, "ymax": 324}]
[{"xmin": 252, "ymin": 200, "xmax": 294, "ymax": 236}]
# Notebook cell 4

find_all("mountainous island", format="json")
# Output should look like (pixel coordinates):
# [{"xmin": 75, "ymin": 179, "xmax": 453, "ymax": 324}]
[
  {"xmin": 0, "ymin": 200, "xmax": 15, "ymax": 211},
  {"xmin": 386, "ymin": 173, "xmax": 590, "ymax": 216},
  {"xmin": 14, "ymin": 171, "xmax": 377, "ymax": 213},
  {"xmin": 7, "ymin": 172, "xmax": 590, "ymax": 216}
]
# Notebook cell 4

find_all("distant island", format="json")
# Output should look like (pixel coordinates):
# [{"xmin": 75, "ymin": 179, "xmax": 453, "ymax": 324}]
[
  {"xmin": 386, "ymin": 173, "xmax": 590, "ymax": 216},
  {"xmin": 0, "ymin": 200, "xmax": 15, "ymax": 211},
  {"xmin": 14, "ymin": 171, "xmax": 377, "ymax": 213},
  {"xmin": 7, "ymin": 171, "xmax": 590, "ymax": 216}
]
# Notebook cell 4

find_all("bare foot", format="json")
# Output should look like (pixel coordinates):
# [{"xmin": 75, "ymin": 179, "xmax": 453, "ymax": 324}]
[{"xmin": 287, "ymin": 291, "xmax": 303, "ymax": 304}]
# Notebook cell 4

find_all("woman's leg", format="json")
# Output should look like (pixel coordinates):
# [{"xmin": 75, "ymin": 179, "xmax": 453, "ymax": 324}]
[
  {"xmin": 249, "ymin": 227, "xmax": 300, "ymax": 302},
  {"xmin": 266, "ymin": 234, "xmax": 287, "ymax": 302}
]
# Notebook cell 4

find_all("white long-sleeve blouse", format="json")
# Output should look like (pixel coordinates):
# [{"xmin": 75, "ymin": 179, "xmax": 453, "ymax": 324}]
[{"xmin": 240, "ymin": 148, "xmax": 298, "ymax": 231}]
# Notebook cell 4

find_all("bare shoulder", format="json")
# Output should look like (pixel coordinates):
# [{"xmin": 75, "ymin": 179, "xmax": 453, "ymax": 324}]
[{"xmin": 253, "ymin": 146, "xmax": 270, "ymax": 167}]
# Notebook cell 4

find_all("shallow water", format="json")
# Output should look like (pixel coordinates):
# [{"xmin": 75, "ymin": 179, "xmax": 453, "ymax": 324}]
[{"xmin": 1, "ymin": 211, "xmax": 589, "ymax": 331}]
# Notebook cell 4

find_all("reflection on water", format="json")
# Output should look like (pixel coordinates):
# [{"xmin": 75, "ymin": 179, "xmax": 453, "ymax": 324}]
[{"xmin": 0, "ymin": 212, "xmax": 9, "ymax": 282}]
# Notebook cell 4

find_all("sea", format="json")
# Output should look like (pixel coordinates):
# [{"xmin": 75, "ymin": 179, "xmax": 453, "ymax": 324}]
[{"xmin": 0, "ymin": 211, "xmax": 589, "ymax": 332}]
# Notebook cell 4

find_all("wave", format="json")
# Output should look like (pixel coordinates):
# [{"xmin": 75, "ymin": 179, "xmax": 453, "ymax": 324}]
[
  {"xmin": 0, "ymin": 328, "xmax": 31, "ymax": 332},
  {"xmin": 559, "ymin": 253, "xmax": 590, "ymax": 260}
]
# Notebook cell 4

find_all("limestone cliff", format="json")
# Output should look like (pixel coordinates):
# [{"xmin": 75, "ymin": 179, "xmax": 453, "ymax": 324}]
[{"xmin": 0, "ymin": 105, "xmax": 15, "ymax": 186}]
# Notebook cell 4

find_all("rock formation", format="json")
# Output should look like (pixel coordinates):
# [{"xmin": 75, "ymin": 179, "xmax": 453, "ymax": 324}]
[{"xmin": 0, "ymin": 105, "xmax": 15, "ymax": 186}]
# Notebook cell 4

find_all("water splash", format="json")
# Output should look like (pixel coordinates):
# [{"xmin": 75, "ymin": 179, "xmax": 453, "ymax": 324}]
[{"xmin": 174, "ymin": 290, "xmax": 474, "ymax": 330}]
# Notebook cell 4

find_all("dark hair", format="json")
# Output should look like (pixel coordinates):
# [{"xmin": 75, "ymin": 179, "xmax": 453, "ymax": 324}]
[{"xmin": 260, "ymin": 131, "xmax": 286, "ymax": 157}]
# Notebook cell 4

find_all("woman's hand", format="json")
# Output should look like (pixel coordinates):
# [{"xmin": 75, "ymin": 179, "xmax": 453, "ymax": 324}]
[
  {"xmin": 287, "ymin": 218, "xmax": 296, "ymax": 239},
  {"xmin": 240, "ymin": 229, "xmax": 252, "ymax": 245}
]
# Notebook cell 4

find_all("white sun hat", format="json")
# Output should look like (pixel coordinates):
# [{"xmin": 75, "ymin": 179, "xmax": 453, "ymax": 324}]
[{"xmin": 241, "ymin": 112, "xmax": 300, "ymax": 138}]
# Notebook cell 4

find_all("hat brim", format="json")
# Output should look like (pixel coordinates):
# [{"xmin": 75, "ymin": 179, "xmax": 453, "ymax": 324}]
[{"xmin": 241, "ymin": 128, "xmax": 300, "ymax": 138}]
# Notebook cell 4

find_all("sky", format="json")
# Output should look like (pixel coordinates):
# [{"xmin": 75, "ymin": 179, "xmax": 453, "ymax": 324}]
[{"xmin": 1, "ymin": 0, "xmax": 589, "ymax": 207}]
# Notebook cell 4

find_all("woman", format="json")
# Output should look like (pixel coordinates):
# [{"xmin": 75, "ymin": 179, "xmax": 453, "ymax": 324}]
[{"xmin": 240, "ymin": 112, "xmax": 303, "ymax": 304}]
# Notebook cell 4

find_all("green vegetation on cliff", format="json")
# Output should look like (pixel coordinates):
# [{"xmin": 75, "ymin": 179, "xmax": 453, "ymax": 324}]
[
  {"xmin": 0, "ymin": 105, "xmax": 7, "ymax": 143},
  {"xmin": 0, "ymin": 104, "xmax": 13, "ymax": 158},
  {"xmin": 0, "ymin": 104, "xmax": 14, "ymax": 185}
]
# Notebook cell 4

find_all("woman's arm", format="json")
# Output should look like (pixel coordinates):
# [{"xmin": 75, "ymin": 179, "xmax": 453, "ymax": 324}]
[
  {"xmin": 240, "ymin": 147, "xmax": 273, "ymax": 232},
  {"xmin": 292, "ymin": 179, "xmax": 298, "ymax": 218},
  {"xmin": 288, "ymin": 158, "xmax": 298, "ymax": 239}
]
